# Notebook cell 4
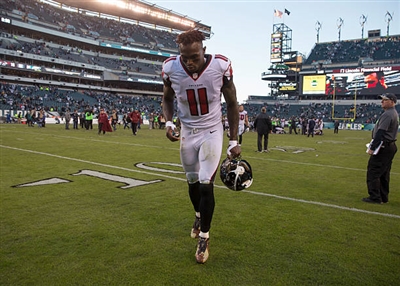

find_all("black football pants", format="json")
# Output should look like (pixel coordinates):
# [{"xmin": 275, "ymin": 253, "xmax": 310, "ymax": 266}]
[{"xmin": 366, "ymin": 143, "xmax": 397, "ymax": 202}]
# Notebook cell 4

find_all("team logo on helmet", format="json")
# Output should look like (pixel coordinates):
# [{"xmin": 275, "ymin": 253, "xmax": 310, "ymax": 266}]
[{"xmin": 219, "ymin": 157, "xmax": 253, "ymax": 191}]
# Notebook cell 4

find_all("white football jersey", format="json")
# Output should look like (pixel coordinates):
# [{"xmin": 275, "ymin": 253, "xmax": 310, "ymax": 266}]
[
  {"xmin": 238, "ymin": 110, "xmax": 247, "ymax": 135},
  {"xmin": 239, "ymin": 110, "xmax": 248, "ymax": 127},
  {"xmin": 162, "ymin": 54, "xmax": 233, "ymax": 129}
]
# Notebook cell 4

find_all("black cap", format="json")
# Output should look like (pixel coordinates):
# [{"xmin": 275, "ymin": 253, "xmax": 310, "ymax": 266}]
[{"xmin": 380, "ymin": 93, "xmax": 397, "ymax": 103}]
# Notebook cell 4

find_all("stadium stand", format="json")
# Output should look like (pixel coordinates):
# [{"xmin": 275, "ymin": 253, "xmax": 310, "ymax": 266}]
[
  {"xmin": 304, "ymin": 36, "xmax": 400, "ymax": 67},
  {"xmin": 1, "ymin": 0, "xmax": 399, "ymax": 127},
  {"xmin": 0, "ymin": 0, "xmax": 188, "ymax": 118},
  {"xmin": 254, "ymin": 32, "xmax": 400, "ymax": 125},
  {"xmin": 222, "ymin": 101, "xmax": 399, "ymax": 126}
]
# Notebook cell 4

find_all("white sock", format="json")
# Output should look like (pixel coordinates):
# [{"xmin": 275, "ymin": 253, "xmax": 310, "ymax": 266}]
[{"xmin": 199, "ymin": 231, "xmax": 209, "ymax": 239}]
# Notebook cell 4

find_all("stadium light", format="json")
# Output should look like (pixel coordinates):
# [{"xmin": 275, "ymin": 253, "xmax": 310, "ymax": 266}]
[
  {"xmin": 95, "ymin": 0, "xmax": 194, "ymax": 27},
  {"xmin": 336, "ymin": 17, "xmax": 344, "ymax": 42},
  {"xmin": 315, "ymin": 21, "xmax": 322, "ymax": 43},
  {"xmin": 385, "ymin": 11, "xmax": 393, "ymax": 36},
  {"xmin": 359, "ymin": 15, "xmax": 367, "ymax": 39},
  {"xmin": 40, "ymin": 0, "xmax": 61, "ymax": 8},
  {"xmin": 115, "ymin": 0, "xmax": 128, "ymax": 9}
]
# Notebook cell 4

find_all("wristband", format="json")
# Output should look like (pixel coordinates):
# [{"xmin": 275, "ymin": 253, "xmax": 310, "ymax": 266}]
[
  {"xmin": 229, "ymin": 140, "xmax": 238, "ymax": 146},
  {"xmin": 227, "ymin": 140, "xmax": 238, "ymax": 155},
  {"xmin": 166, "ymin": 121, "xmax": 176, "ymax": 129}
]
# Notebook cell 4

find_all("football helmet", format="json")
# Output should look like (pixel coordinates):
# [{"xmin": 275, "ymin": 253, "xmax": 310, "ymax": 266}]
[
  {"xmin": 219, "ymin": 157, "xmax": 253, "ymax": 191},
  {"xmin": 172, "ymin": 128, "xmax": 180, "ymax": 138}
]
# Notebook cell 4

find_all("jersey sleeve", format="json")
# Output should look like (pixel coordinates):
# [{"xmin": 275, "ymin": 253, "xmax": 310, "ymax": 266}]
[
  {"xmin": 214, "ymin": 54, "xmax": 233, "ymax": 82},
  {"xmin": 161, "ymin": 56, "xmax": 177, "ymax": 82}
]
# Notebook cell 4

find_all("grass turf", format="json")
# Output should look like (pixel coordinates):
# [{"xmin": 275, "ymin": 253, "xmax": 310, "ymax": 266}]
[{"xmin": 1, "ymin": 123, "xmax": 399, "ymax": 285}]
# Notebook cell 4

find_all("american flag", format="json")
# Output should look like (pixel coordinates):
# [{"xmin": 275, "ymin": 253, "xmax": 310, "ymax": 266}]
[{"xmin": 274, "ymin": 9, "xmax": 283, "ymax": 18}]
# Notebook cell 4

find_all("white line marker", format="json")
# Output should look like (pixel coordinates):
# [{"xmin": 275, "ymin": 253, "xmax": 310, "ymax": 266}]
[{"xmin": 1, "ymin": 144, "xmax": 399, "ymax": 219}]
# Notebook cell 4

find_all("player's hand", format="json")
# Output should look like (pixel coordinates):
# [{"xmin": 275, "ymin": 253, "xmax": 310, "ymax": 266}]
[
  {"xmin": 227, "ymin": 140, "xmax": 241, "ymax": 159},
  {"xmin": 166, "ymin": 121, "xmax": 180, "ymax": 142},
  {"xmin": 166, "ymin": 127, "xmax": 180, "ymax": 141}
]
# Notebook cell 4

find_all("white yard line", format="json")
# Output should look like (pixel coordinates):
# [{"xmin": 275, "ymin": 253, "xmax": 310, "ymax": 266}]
[{"xmin": 2, "ymin": 144, "xmax": 400, "ymax": 220}]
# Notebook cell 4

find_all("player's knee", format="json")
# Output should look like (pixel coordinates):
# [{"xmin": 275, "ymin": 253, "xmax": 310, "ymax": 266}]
[{"xmin": 186, "ymin": 172, "xmax": 199, "ymax": 184}]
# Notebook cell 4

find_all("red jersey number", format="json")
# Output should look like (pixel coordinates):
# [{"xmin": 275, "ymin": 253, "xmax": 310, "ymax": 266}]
[{"xmin": 187, "ymin": 88, "xmax": 209, "ymax": 116}]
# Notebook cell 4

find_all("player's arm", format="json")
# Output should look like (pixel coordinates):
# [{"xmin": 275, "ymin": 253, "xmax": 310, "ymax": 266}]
[
  {"xmin": 162, "ymin": 78, "xmax": 179, "ymax": 142},
  {"xmin": 222, "ymin": 78, "xmax": 241, "ymax": 158},
  {"xmin": 267, "ymin": 117, "xmax": 273, "ymax": 133},
  {"xmin": 368, "ymin": 129, "xmax": 385, "ymax": 154}
]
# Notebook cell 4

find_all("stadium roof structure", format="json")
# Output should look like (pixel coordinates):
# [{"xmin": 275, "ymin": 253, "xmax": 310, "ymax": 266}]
[{"xmin": 50, "ymin": 0, "xmax": 212, "ymax": 38}]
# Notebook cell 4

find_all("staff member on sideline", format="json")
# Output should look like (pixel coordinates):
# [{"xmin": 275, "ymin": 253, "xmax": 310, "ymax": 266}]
[
  {"xmin": 254, "ymin": 107, "xmax": 273, "ymax": 153},
  {"xmin": 363, "ymin": 93, "xmax": 398, "ymax": 204}
]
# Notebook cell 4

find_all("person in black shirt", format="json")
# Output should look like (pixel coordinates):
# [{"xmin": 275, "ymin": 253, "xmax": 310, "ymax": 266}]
[
  {"xmin": 253, "ymin": 107, "xmax": 273, "ymax": 152},
  {"xmin": 72, "ymin": 110, "xmax": 79, "ymax": 129},
  {"xmin": 307, "ymin": 117, "xmax": 316, "ymax": 137},
  {"xmin": 334, "ymin": 120, "xmax": 340, "ymax": 134},
  {"xmin": 363, "ymin": 93, "xmax": 398, "ymax": 204},
  {"xmin": 289, "ymin": 116, "xmax": 298, "ymax": 134}
]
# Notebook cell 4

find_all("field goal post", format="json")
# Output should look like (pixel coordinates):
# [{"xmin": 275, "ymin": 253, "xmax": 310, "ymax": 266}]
[{"xmin": 331, "ymin": 76, "xmax": 357, "ymax": 121}]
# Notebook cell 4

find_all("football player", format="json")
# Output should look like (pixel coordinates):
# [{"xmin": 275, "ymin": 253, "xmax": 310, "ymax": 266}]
[
  {"xmin": 162, "ymin": 29, "xmax": 241, "ymax": 264},
  {"xmin": 238, "ymin": 104, "xmax": 249, "ymax": 145}
]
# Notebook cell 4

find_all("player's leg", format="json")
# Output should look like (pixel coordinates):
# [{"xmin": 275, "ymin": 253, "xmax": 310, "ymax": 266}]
[
  {"xmin": 238, "ymin": 125, "xmax": 244, "ymax": 145},
  {"xmin": 188, "ymin": 181, "xmax": 201, "ymax": 238},
  {"xmin": 195, "ymin": 124, "xmax": 223, "ymax": 263},
  {"xmin": 180, "ymin": 125, "xmax": 201, "ymax": 238}
]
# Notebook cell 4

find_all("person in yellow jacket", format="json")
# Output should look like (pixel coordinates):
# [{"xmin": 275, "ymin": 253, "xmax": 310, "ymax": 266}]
[{"xmin": 85, "ymin": 109, "xmax": 93, "ymax": 130}]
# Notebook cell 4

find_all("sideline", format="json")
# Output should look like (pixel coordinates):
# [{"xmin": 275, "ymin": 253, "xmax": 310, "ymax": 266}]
[
  {"xmin": 4, "ymin": 128, "xmax": 399, "ymax": 174},
  {"xmin": 1, "ymin": 144, "xmax": 400, "ymax": 220}
]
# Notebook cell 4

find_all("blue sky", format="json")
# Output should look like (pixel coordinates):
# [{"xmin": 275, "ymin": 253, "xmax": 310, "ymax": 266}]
[{"xmin": 152, "ymin": 1, "xmax": 400, "ymax": 103}]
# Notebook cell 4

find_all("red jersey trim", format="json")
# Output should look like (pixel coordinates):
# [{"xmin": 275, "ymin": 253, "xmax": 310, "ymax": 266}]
[
  {"xmin": 180, "ymin": 54, "xmax": 212, "ymax": 81},
  {"xmin": 164, "ymin": 56, "xmax": 177, "ymax": 64},
  {"xmin": 215, "ymin": 54, "xmax": 228, "ymax": 61}
]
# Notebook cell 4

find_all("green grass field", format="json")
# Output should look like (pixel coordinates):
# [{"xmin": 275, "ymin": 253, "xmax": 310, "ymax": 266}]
[{"xmin": 1, "ymin": 123, "xmax": 399, "ymax": 286}]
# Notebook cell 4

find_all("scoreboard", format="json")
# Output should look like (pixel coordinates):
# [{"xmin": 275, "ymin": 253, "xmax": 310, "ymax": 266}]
[{"xmin": 270, "ymin": 33, "xmax": 282, "ymax": 63}]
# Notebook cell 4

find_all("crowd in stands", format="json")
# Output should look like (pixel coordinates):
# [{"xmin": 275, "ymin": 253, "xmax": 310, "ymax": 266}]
[
  {"xmin": 305, "ymin": 36, "xmax": 400, "ymax": 65},
  {"xmin": 0, "ymin": 83, "xmax": 163, "ymax": 118},
  {"xmin": 240, "ymin": 101, "xmax": 391, "ymax": 126},
  {"xmin": 4, "ymin": 0, "xmax": 178, "ymax": 51},
  {"xmin": 0, "ymin": 35, "xmax": 162, "ymax": 77},
  {"xmin": 2, "ymin": 83, "xmax": 396, "ymax": 127},
  {"xmin": 1, "ymin": 1, "xmax": 399, "ymax": 129},
  {"xmin": 0, "ymin": 0, "xmax": 181, "ymax": 86}
]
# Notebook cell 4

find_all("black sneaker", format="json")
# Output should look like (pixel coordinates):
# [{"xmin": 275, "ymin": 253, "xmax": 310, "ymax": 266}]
[
  {"xmin": 190, "ymin": 216, "xmax": 201, "ymax": 239},
  {"xmin": 362, "ymin": 197, "xmax": 382, "ymax": 204},
  {"xmin": 195, "ymin": 237, "xmax": 209, "ymax": 264}
]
